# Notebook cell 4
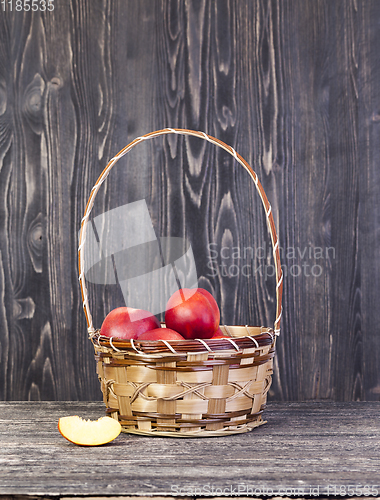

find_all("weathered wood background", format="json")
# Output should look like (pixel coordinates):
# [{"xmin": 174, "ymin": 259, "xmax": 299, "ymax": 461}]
[
  {"xmin": 1, "ymin": 401, "xmax": 380, "ymax": 495},
  {"xmin": 0, "ymin": 0, "xmax": 379, "ymax": 402}
]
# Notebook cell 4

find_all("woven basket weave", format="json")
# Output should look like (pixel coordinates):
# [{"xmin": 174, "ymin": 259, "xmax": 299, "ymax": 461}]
[{"xmin": 78, "ymin": 128, "xmax": 283, "ymax": 437}]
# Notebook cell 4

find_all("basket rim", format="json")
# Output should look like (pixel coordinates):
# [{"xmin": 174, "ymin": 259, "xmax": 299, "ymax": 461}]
[{"xmin": 90, "ymin": 324, "xmax": 275, "ymax": 356}]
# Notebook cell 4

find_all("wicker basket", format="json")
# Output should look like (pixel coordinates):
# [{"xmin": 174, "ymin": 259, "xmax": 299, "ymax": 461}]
[{"xmin": 78, "ymin": 128, "xmax": 283, "ymax": 437}]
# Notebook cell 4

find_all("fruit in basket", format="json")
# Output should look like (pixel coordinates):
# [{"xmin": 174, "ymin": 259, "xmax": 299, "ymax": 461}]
[
  {"xmin": 197, "ymin": 288, "xmax": 220, "ymax": 320},
  {"xmin": 165, "ymin": 288, "xmax": 220, "ymax": 339},
  {"xmin": 100, "ymin": 307, "xmax": 160, "ymax": 340},
  {"xmin": 137, "ymin": 328, "xmax": 185, "ymax": 341},
  {"xmin": 58, "ymin": 416, "xmax": 121, "ymax": 446}
]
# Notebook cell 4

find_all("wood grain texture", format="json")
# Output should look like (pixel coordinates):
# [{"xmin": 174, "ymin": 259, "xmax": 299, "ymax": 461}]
[
  {"xmin": 0, "ymin": 0, "xmax": 379, "ymax": 402},
  {"xmin": 358, "ymin": 0, "xmax": 380, "ymax": 401},
  {"xmin": 0, "ymin": 401, "xmax": 380, "ymax": 496}
]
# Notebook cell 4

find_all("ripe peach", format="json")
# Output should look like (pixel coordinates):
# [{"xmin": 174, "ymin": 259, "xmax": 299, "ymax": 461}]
[
  {"xmin": 197, "ymin": 288, "xmax": 220, "ymax": 321},
  {"xmin": 58, "ymin": 416, "xmax": 121, "ymax": 446},
  {"xmin": 137, "ymin": 328, "xmax": 185, "ymax": 341},
  {"xmin": 100, "ymin": 307, "xmax": 160, "ymax": 340},
  {"xmin": 165, "ymin": 288, "xmax": 220, "ymax": 339}
]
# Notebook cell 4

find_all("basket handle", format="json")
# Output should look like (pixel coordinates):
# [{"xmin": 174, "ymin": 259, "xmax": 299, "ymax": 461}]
[{"xmin": 78, "ymin": 128, "xmax": 283, "ymax": 336}]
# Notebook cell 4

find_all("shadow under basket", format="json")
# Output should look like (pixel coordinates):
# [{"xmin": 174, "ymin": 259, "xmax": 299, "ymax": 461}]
[
  {"xmin": 78, "ymin": 128, "xmax": 283, "ymax": 437},
  {"xmin": 90, "ymin": 325, "xmax": 275, "ymax": 437}
]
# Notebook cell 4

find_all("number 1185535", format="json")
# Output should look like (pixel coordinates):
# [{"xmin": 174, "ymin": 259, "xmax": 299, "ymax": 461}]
[{"xmin": 1, "ymin": 0, "xmax": 54, "ymax": 11}]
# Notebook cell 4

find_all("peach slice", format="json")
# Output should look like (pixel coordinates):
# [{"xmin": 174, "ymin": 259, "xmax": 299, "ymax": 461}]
[{"xmin": 58, "ymin": 415, "xmax": 121, "ymax": 446}]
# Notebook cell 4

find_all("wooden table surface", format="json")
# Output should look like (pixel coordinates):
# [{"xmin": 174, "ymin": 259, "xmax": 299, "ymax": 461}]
[{"xmin": 1, "ymin": 401, "xmax": 379, "ymax": 499}]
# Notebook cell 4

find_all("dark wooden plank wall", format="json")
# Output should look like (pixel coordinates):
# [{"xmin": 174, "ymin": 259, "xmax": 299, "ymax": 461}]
[{"xmin": 0, "ymin": 0, "xmax": 379, "ymax": 402}]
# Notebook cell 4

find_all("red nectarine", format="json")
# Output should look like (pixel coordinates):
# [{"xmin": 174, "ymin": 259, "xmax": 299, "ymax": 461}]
[
  {"xmin": 58, "ymin": 416, "xmax": 121, "ymax": 446},
  {"xmin": 165, "ymin": 288, "xmax": 220, "ymax": 339},
  {"xmin": 100, "ymin": 307, "xmax": 160, "ymax": 340},
  {"xmin": 137, "ymin": 328, "xmax": 185, "ymax": 341},
  {"xmin": 211, "ymin": 326, "xmax": 228, "ymax": 338}
]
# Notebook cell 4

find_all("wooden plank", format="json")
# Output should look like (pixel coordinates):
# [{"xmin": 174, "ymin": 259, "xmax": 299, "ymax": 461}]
[{"xmin": 0, "ymin": 401, "xmax": 379, "ymax": 497}]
